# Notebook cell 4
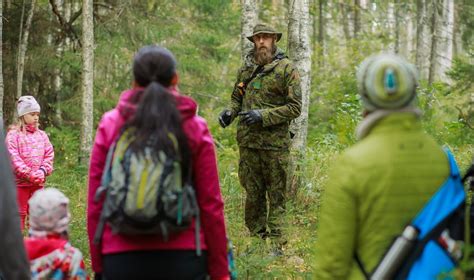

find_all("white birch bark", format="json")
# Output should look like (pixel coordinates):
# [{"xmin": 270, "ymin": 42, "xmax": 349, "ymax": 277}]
[
  {"xmin": 54, "ymin": 0, "xmax": 65, "ymax": 124},
  {"xmin": 434, "ymin": 0, "xmax": 454, "ymax": 82},
  {"xmin": 428, "ymin": 0, "xmax": 440, "ymax": 84},
  {"xmin": 241, "ymin": 0, "xmax": 259, "ymax": 61},
  {"xmin": 386, "ymin": 2, "xmax": 396, "ymax": 52},
  {"xmin": 80, "ymin": 0, "xmax": 94, "ymax": 164},
  {"xmin": 402, "ymin": 9, "xmax": 416, "ymax": 60},
  {"xmin": 288, "ymin": 0, "xmax": 311, "ymax": 195},
  {"xmin": 416, "ymin": 0, "xmax": 432, "ymax": 81},
  {"xmin": 0, "ymin": 0, "xmax": 3, "ymax": 118},
  {"xmin": 16, "ymin": 0, "xmax": 36, "ymax": 99}
]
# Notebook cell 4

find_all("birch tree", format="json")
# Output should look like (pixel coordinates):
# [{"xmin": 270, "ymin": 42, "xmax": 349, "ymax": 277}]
[
  {"xmin": 16, "ymin": 0, "xmax": 36, "ymax": 99},
  {"xmin": 80, "ymin": 0, "xmax": 94, "ymax": 164},
  {"xmin": 288, "ymin": 0, "xmax": 311, "ymax": 196},
  {"xmin": 416, "ymin": 0, "xmax": 432, "ymax": 80},
  {"xmin": 241, "ymin": 0, "xmax": 259, "ymax": 61},
  {"xmin": 433, "ymin": 0, "xmax": 454, "ymax": 82},
  {"xmin": 0, "ymin": 0, "xmax": 3, "ymax": 118}
]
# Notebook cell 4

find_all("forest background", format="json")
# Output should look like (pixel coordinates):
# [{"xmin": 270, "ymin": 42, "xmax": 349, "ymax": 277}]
[{"xmin": 1, "ymin": 0, "xmax": 473, "ymax": 278}]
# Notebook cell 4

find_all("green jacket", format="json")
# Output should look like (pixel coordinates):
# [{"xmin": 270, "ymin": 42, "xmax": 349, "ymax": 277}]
[
  {"xmin": 229, "ymin": 48, "xmax": 302, "ymax": 150},
  {"xmin": 313, "ymin": 113, "xmax": 450, "ymax": 280}
]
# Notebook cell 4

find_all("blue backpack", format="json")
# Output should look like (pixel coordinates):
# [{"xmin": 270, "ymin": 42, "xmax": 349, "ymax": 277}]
[{"xmin": 356, "ymin": 148, "xmax": 468, "ymax": 279}]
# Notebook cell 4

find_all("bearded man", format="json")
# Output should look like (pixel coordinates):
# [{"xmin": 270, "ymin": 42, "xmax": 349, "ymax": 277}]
[{"xmin": 218, "ymin": 23, "xmax": 302, "ymax": 254}]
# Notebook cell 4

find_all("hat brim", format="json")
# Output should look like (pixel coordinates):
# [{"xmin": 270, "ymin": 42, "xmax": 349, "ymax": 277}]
[{"xmin": 247, "ymin": 32, "xmax": 282, "ymax": 42}]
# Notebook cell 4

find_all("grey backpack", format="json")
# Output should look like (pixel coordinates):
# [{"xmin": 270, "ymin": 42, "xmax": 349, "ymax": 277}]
[{"xmin": 93, "ymin": 129, "xmax": 201, "ymax": 255}]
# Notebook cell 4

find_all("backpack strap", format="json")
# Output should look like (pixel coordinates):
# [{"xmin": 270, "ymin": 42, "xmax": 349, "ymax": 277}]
[
  {"xmin": 93, "ymin": 141, "xmax": 118, "ymax": 245},
  {"xmin": 354, "ymin": 252, "xmax": 370, "ymax": 280}
]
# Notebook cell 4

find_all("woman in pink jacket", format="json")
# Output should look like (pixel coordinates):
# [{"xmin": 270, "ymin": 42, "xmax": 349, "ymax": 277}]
[
  {"xmin": 6, "ymin": 96, "xmax": 54, "ymax": 230},
  {"xmin": 87, "ymin": 45, "xmax": 230, "ymax": 280}
]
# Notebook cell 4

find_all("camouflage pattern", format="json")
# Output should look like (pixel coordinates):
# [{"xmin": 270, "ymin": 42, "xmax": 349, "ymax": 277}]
[
  {"xmin": 228, "ymin": 48, "xmax": 300, "ymax": 244},
  {"xmin": 238, "ymin": 147, "xmax": 288, "ymax": 241},
  {"xmin": 229, "ymin": 48, "xmax": 302, "ymax": 151}
]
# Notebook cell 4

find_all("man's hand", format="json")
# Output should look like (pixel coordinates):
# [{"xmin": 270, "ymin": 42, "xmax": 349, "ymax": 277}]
[
  {"xmin": 219, "ymin": 109, "xmax": 233, "ymax": 128},
  {"xmin": 238, "ymin": 110, "xmax": 262, "ymax": 125}
]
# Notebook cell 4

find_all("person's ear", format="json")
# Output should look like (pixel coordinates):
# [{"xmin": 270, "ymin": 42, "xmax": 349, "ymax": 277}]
[{"xmin": 171, "ymin": 73, "xmax": 179, "ymax": 86}]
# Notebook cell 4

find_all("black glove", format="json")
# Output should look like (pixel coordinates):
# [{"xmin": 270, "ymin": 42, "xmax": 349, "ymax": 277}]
[
  {"xmin": 238, "ymin": 110, "xmax": 262, "ymax": 125},
  {"xmin": 218, "ymin": 109, "xmax": 233, "ymax": 128}
]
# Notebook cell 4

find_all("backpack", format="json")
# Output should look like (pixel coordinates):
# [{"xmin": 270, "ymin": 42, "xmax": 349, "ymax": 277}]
[
  {"xmin": 356, "ymin": 148, "xmax": 468, "ymax": 279},
  {"xmin": 93, "ymin": 128, "xmax": 201, "ymax": 255}
]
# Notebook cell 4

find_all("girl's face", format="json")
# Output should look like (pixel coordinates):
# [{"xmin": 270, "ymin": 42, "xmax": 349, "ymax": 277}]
[{"xmin": 23, "ymin": 112, "xmax": 40, "ymax": 125}]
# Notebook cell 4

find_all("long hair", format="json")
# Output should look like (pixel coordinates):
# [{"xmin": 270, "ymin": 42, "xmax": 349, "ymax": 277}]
[{"xmin": 126, "ymin": 46, "xmax": 191, "ymax": 182}]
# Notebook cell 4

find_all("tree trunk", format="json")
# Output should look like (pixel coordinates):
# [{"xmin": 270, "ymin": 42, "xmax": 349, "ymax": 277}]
[
  {"xmin": 339, "ymin": 1, "xmax": 351, "ymax": 42},
  {"xmin": 354, "ymin": 0, "xmax": 360, "ymax": 39},
  {"xmin": 241, "ymin": 0, "xmax": 259, "ymax": 61},
  {"xmin": 387, "ymin": 2, "xmax": 396, "ymax": 52},
  {"xmin": 394, "ymin": 1, "xmax": 400, "ymax": 53},
  {"xmin": 53, "ymin": 0, "xmax": 65, "ymax": 125},
  {"xmin": 402, "ymin": 5, "xmax": 416, "ymax": 60},
  {"xmin": 80, "ymin": 0, "xmax": 94, "ymax": 164},
  {"xmin": 434, "ymin": 0, "xmax": 454, "ymax": 82},
  {"xmin": 288, "ymin": 0, "xmax": 311, "ymax": 197},
  {"xmin": 0, "ymin": 0, "xmax": 3, "ymax": 118},
  {"xmin": 428, "ymin": 0, "xmax": 439, "ymax": 85},
  {"xmin": 16, "ymin": 0, "xmax": 36, "ymax": 99},
  {"xmin": 452, "ymin": 2, "xmax": 463, "ymax": 57},
  {"xmin": 416, "ymin": 0, "xmax": 432, "ymax": 81},
  {"xmin": 318, "ymin": 0, "xmax": 325, "ymax": 67}
]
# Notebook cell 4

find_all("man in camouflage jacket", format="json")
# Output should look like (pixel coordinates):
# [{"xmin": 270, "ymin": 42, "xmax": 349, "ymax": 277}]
[{"xmin": 219, "ymin": 23, "xmax": 302, "ymax": 251}]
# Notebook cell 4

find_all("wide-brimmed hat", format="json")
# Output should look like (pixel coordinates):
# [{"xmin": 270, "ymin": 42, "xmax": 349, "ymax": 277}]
[{"xmin": 246, "ymin": 23, "xmax": 282, "ymax": 42}]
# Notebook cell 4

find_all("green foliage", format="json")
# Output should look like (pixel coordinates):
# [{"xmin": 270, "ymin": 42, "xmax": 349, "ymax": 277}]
[{"xmin": 3, "ymin": 0, "xmax": 474, "ymax": 277}]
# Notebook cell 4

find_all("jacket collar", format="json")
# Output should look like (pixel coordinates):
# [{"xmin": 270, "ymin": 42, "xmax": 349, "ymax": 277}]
[
  {"xmin": 244, "ymin": 47, "xmax": 287, "ymax": 69},
  {"xmin": 116, "ymin": 87, "xmax": 198, "ymax": 121},
  {"xmin": 356, "ymin": 107, "xmax": 423, "ymax": 140}
]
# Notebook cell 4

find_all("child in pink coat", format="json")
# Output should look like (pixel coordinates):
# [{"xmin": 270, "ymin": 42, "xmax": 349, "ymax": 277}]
[
  {"xmin": 25, "ymin": 188, "xmax": 88, "ymax": 280},
  {"xmin": 5, "ymin": 95, "xmax": 54, "ymax": 230}
]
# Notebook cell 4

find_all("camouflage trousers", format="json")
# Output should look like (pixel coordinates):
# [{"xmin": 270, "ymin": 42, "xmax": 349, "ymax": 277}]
[{"xmin": 238, "ymin": 147, "xmax": 289, "ymax": 242}]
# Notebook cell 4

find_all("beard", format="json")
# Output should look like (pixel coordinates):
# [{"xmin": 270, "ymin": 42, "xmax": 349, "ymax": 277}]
[{"xmin": 254, "ymin": 44, "xmax": 276, "ymax": 66}]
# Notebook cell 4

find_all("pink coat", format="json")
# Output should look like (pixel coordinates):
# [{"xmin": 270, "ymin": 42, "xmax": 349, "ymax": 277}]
[
  {"xmin": 5, "ymin": 126, "xmax": 54, "ymax": 187},
  {"xmin": 87, "ymin": 88, "xmax": 229, "ymax": 279}
]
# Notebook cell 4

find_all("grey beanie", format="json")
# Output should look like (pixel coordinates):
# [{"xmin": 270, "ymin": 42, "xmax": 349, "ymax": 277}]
[
  {"xmin": 17, "ymin": 96, "xmax": 41, "ymax": 117},
  {"xmin": 356, "ymin": 54, "xmax": 418, "ymax": 112}
]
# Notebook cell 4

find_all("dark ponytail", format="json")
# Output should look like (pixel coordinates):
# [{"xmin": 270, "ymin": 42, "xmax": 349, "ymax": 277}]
[{"xmin": 127, "ymin": 46, "xmax": 191, "ymax": 181}]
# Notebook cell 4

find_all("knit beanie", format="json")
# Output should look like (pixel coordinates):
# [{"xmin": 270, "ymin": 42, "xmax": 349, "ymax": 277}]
[
  {"xmin": 356, "ymin": 54, "xmax": 418, "ymax": 112},
  {"xmin": 17, "ymin": 96, "xmax": 41, "ymax": 117},
  {"xmin": 29, "ymin": 188, "xmax": 71, "ymax": 237}
]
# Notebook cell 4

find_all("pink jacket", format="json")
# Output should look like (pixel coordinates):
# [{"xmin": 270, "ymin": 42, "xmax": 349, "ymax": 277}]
[
  {"xmin": 5, "ymin": 126, "xmax": 54, "ymax": 187},
  {"xmin": 87, "ymin": 88, "xmax": 229, "ymax": 279}
]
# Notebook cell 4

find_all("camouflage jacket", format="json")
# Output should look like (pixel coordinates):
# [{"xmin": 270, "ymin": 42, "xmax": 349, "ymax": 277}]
[{"xmin": 229, "ymin": 48, "xmax": 302, "ymax": 150}]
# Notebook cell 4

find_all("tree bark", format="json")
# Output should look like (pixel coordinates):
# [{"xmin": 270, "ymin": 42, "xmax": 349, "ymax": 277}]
[
  {"xmin": 16, "ymin": 0, "xmax": 36, "ymax": 99},
  {"xmin": 339, "ymin": 1, "xmax": 351, "ymax": 42},
  {"xmin": 354, "ymin": 0, "xmax": 361, "ymax": 39},
  {"xmin": 241, "ymin": 0, "xmax": 259, "ymax": 61},
  {"xmin": 318, "ymin": 0, "xmax": 325, "ymax": 67},
  {"xmin": 394, "ymin": 1, "xmax": 400, "ymax": 53},
  {"xmin": 428, "ymin": 0, "xmax": 439, "ymax": 85},
  {"xmin": 402, "ymin": 5, "xmax": 416, "ymax": 60},
  {"xmin": 0, "ymin": 0, "xmax": 3, "ymax": 118},
  {"xmin": 416, "ymin": 0, "xmax": 432, "ymax": 81},
  {"xmin": 288, "ymin": 0, "xmax": 311, "ymax": 197},
  {"xmin": 387, "ymin": 2, "xmax": 396, "ymax": 52},
  {"xmin": 434, "ymin": 0, "xmax": 454, "ymax": 82},
  {"xmin": 80, "ymin": 0, "xmax": 94, "ymax": 164}
]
